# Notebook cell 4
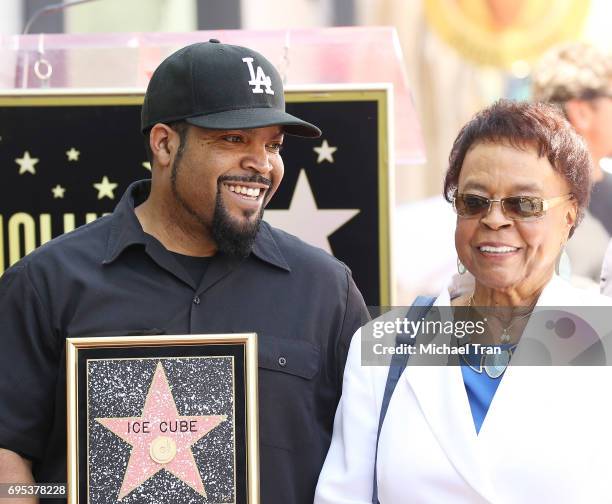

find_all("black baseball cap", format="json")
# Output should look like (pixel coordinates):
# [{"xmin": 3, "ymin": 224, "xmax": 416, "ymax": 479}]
[{"xmin": 141, "ymin": 39, "xmax": 321, "ymax": 137}]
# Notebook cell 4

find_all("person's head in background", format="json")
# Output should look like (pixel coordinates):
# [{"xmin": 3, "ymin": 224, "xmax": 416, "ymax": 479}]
[{"xmin": 532, "ymin": 42, "xmax": 612, "ymax": 183}]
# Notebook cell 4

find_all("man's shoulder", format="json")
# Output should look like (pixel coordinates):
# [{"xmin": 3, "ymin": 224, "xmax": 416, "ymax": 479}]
[
  {"xmin": 10, "ymin": 214, "xmax": 113, "ymax": 273},
  {"xmin": 601, "ymin": 171, "xmax": 612, "ymax": 188},
  {"xmin": 262, "ymin": 221, "xmax": 350, "ymax": 275},
  {"xmin": 592, "ymin": 172, "xmax": 612, "ymax": 202}
]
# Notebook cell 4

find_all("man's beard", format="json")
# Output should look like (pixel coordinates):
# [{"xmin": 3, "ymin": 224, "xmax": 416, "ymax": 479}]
[
  {"xmin": 210, "ymin": 188, "xmax": 264, "ymax": 259},
  {"xmin": 171, "ymin": 160, "xmax": 265, "ymax": 259}
]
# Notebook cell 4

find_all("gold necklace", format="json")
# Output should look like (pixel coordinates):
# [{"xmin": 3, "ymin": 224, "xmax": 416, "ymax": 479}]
[{"xmin": 468, "ymin": 295, "xmax": 533, "ymax": 344}]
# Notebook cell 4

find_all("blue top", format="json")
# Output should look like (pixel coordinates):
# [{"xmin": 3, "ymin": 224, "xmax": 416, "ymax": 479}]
[
  {"xmin": 460, "ymin": 363, "xmax": 503, "ymax": 434},
  {"xmin": 460, "ymin": 345, "xmax": 516, "ymax": 434}
]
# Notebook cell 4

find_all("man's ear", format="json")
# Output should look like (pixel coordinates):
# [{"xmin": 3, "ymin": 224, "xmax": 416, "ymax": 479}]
[
  {"xmin": 564, "ymin": 99, "xmax": 594, "ymax": 133},
  {"xmin": 149, "ymin": 123, "xmax": 174, "ymax": 168}
]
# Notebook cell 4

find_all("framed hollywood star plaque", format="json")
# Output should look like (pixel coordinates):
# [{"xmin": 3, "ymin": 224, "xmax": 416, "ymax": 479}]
[{"xmin": 66, "ymin": 333, "xmax": 259, "ymax": 504}]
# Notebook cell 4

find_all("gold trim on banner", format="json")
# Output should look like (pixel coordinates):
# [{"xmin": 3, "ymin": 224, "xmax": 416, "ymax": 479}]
[
  {"xmin": 424, "ymin": 0, "xmax": 591, "ymax": 67},
  {"xmin": 285, "ymin": 85, "xmax": 394, "ymax": 305},
  {"xmin": 0, "ymin": 91, "xmax": 144, "ymax": 106}
]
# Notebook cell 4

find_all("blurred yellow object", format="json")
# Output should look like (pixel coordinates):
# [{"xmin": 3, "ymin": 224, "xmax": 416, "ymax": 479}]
[{"xmin": 424, "ymin": 0, "xmax": 590, "ymax": 67}]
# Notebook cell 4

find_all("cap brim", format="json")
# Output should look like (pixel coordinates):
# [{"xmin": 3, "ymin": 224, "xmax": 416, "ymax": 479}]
[{"xmin": 185, "ymin": 107, "xmax": 321, "ymax": 138}]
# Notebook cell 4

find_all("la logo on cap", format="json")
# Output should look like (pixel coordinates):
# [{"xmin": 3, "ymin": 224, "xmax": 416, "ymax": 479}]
[{"xmin": 242, "ymin": 57, "xmax": 275, "ymax": 95}]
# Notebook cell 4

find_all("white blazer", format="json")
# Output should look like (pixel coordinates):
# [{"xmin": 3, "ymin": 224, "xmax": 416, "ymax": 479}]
[{"xmin": 315, "ymin": 275, "xmax": 612, "ymax": 504}]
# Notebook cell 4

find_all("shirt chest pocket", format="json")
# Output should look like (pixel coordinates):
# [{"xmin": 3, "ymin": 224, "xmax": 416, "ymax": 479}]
[{"xmin": 256, "ymin": 336, "xmax": 321, "ymax": 450}]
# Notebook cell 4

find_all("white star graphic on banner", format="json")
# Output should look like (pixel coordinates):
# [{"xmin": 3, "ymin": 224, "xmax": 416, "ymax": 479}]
[
  {"xmin": 51, "ymin": 184, "xmax": 66, "ymax": 199},
  {"xmin": 93, "ymin": 176, "xmax": 118, "ymax": 200},
  {"xmin": 15, "ymin": 151, "xmax": 39, "ymax": 175},
  {"xmin": 265, "ymin": 170, "xmax": 359, "ymax": 254},
  {"xmin": 66, "ymin": 147, "xmax": 80, "ymax": 161},
  {"xmin": 313, "ymin": 139, "xmax": 337, "ymax": 164}
]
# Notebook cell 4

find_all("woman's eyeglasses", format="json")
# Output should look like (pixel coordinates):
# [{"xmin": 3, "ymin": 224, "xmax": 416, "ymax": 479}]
[{"xmin": 452, "ymin": 193, "xmax": 574, "ymax": 221}]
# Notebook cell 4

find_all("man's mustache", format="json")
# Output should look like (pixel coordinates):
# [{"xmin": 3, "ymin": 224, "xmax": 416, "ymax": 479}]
[{"xmin": 218, "ymin": 175, "xmax": 272, "ymax": 187}]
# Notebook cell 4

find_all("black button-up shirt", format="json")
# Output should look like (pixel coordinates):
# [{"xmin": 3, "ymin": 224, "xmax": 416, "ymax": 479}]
[{"xmin": 0, "ymin": 180, "xmax": 369, "ymax": 503}]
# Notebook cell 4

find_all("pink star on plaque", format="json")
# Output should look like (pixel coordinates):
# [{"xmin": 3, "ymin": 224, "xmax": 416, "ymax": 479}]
[{"xmin": 96, "ymin": 362, "xmax": 226, "ymax": 500}]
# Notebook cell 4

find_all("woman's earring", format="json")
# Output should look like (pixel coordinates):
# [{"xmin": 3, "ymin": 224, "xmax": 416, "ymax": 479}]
[
  {"xmin": 457, "ymin": 257, "xmax": 467, "ymax": 275},
  {"xmin": 555, "ymin": 244, "xmax": 571, "ymax": 278}
]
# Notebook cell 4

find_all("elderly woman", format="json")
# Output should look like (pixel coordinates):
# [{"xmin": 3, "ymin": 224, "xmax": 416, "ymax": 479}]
[{"xmin": 314, "ymin": 100, "xmax": 612, "ymax": 503}]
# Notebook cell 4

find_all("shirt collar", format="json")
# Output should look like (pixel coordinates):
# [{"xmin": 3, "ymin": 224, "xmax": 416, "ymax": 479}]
[
  {"xmin": 251, "ymin": 221, "xmax": 291, "ymax": 272},
  {"xmin": 103, "ymin": 179, "xmax": 291, "ymax": 272},
  {"xmin": 103, "ymin": 180, "xmax": 150, "ymax": 264}
]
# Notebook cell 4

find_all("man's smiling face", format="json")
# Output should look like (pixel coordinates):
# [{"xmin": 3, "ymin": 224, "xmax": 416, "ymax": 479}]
[{"xmin": 169, "ymin": 124, "xmax": 285, "ymax": 257}]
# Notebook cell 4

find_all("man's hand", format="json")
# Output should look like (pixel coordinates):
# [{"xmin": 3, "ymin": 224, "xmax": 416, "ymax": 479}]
[{"xmin": 0, "ymin": 449, "xmax": 36, "ymax": 504}]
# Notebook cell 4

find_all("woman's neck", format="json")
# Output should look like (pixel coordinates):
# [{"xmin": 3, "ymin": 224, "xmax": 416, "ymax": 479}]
[{"xmin": 470, "ymin": 271, "xmax": 553, "ymax": 309}]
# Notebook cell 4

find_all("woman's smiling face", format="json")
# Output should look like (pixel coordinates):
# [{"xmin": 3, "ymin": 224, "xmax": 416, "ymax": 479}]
[{"xmin": 454, "ymin": 141, "xmax": 577, "ymax": 294}]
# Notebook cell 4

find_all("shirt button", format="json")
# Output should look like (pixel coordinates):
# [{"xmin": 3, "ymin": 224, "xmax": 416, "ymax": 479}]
[
  {"xmin": 278, "ymin": 356, "xmax": 287, "ymax": 367},
  {"xmin": 193, "ymin": 295, "xmax": 201, "ymax": 305}
]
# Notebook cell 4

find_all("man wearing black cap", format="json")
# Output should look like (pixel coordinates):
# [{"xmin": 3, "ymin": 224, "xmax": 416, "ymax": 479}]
[{"xmin": 0, "ymin": 41, "xmax": 369, "ymax": 503}]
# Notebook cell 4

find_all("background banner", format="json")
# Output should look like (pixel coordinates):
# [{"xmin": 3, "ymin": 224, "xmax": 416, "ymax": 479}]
[{"xmin": 0, "ymin": 86, "xmax": 392, "ymax": 305}]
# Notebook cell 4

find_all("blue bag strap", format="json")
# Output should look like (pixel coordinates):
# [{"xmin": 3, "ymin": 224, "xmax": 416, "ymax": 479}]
[{"xmin": 371, "ymin": 295, "xmax": 436, "ymax": 504}]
